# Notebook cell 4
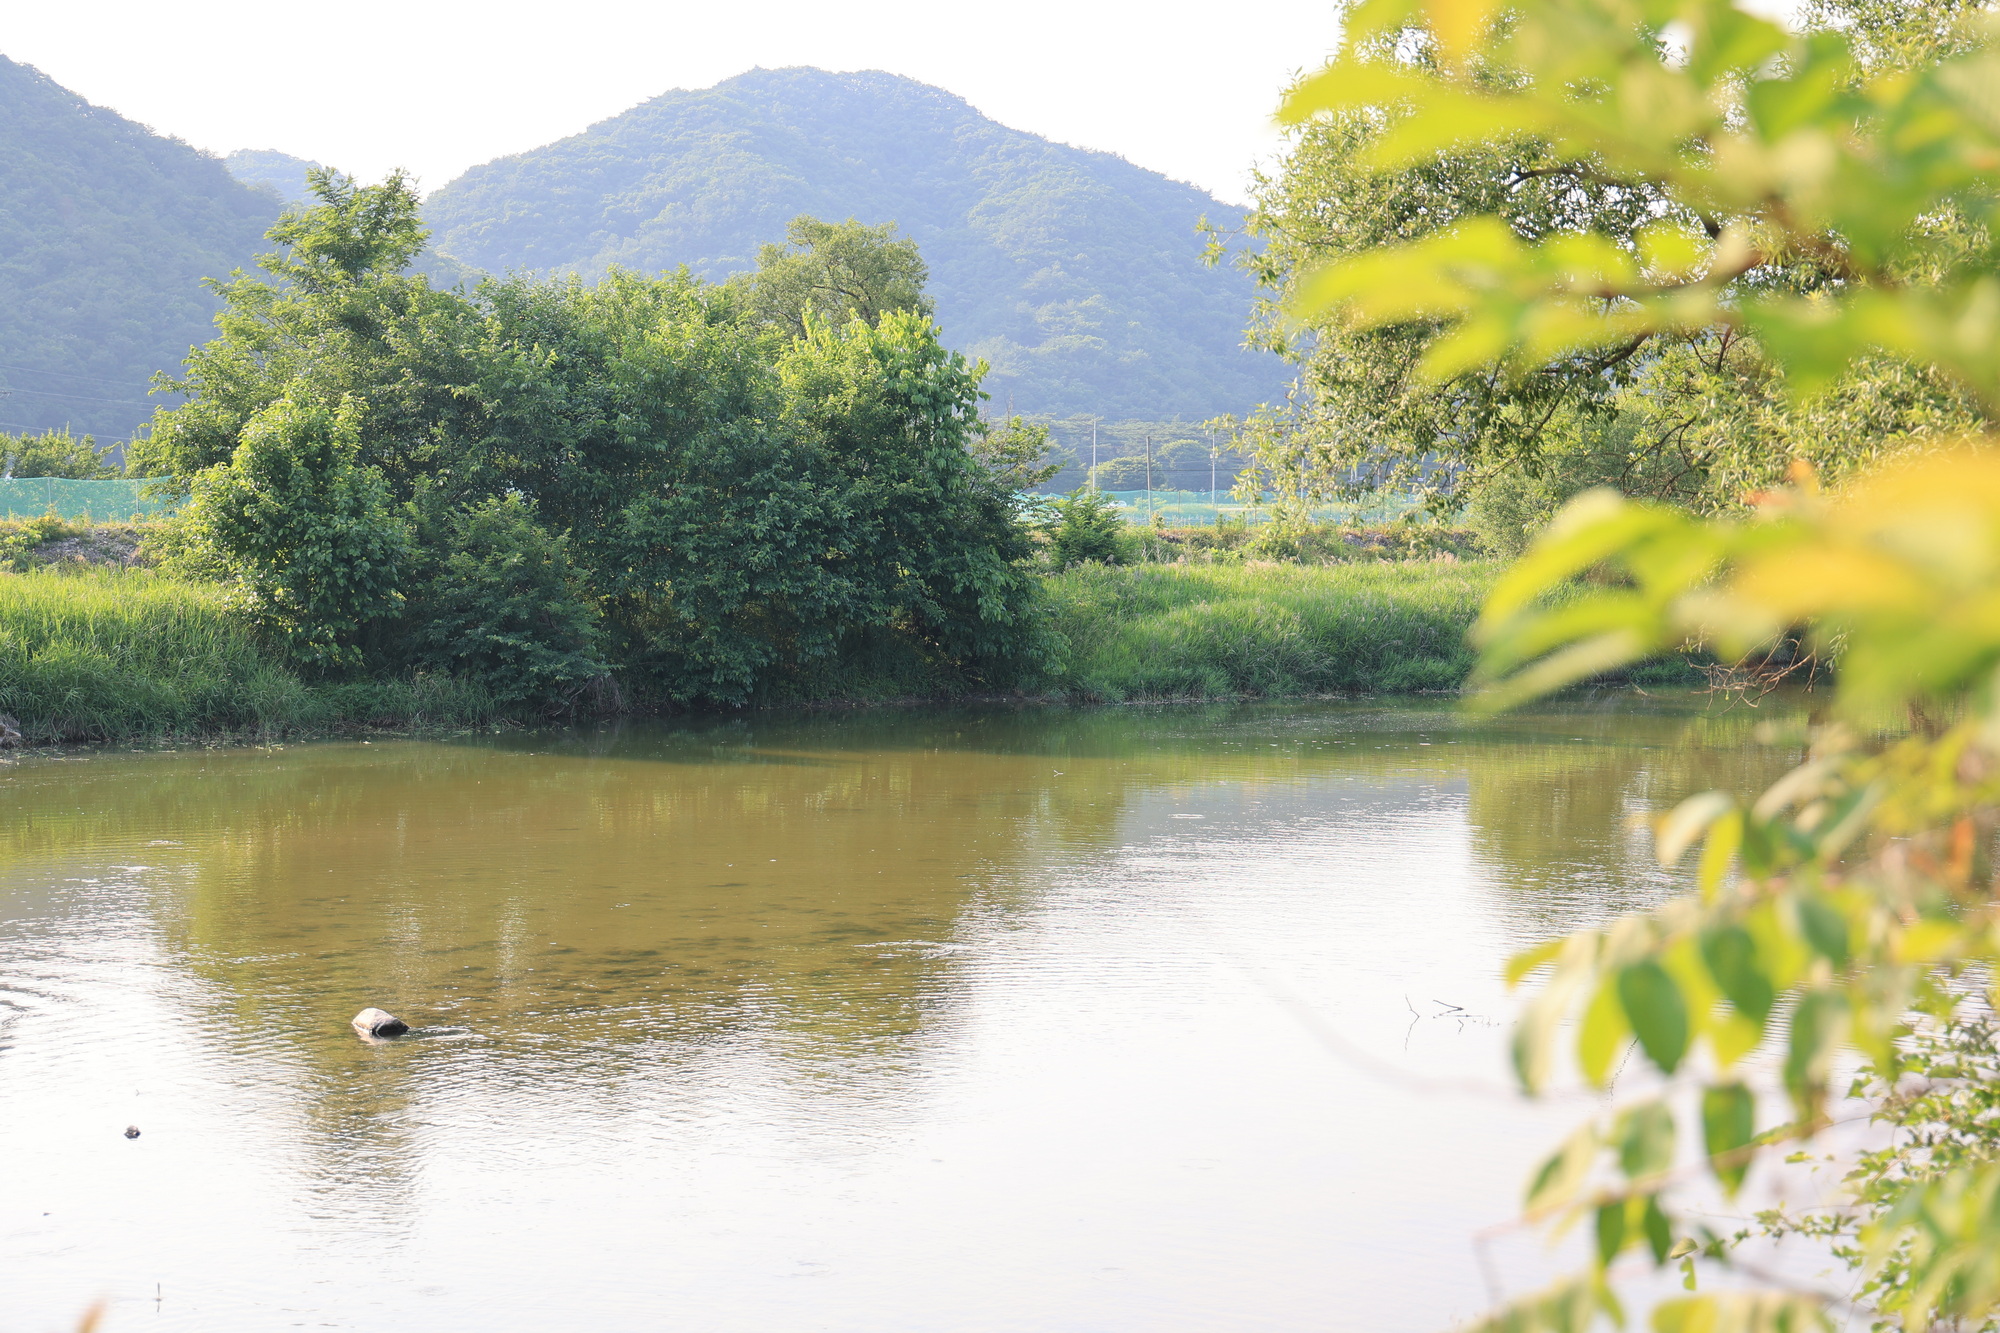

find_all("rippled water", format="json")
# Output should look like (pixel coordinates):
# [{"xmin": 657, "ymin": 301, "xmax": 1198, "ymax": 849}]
[{"xmin": 0, "ymin": 698, "xmax": 1797, "ymax": 1332}]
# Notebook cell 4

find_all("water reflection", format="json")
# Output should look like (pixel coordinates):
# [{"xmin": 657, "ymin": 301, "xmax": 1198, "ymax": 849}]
[{"xmin": 0, "ymin": 696, "xmax": 1801, "ymax": 1331}]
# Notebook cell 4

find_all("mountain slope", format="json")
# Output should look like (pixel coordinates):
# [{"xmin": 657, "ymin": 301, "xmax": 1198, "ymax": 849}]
[
  {"xmin": 224, "ymin": 149, "xmax": 322, "ymax": 205},
  {"xmin": 0, "ymin": 56, "xmax": 280, "ymax": 444},
  {"xmin": 425, "ymin": 68, "xmax": 1281, "ymax": 420}
]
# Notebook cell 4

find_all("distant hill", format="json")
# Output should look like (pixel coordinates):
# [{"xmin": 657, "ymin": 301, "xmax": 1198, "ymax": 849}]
[
  {"xmin": 425, "ymin": 68, "xmax": 1282, "ymax": 420},
  {"xmin": 0, "ymin": 56, "xmax": 280, "ymax": 445},
  {"xmin": 224, "ymin": 149, "xmax": 322, "ymax": 205}
]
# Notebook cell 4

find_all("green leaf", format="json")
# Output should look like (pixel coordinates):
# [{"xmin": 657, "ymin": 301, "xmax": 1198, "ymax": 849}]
[
  {"xmin": 1618, "ymin": 961, "xmax": 1690, "ymax": 1074},
  {"xmin": 1596, "ymin": 1200, "xmax": 1628, "ymax": 1267},
  {"xmin": 1617, "ymin": 1100, "xmax": 1678, "ymax": 1179},
  {"xmin": 1701, "ymin": 1083, "xmax": 1756, "ymax": 1196},
  {"xmin": 1700, "ymin": 925, "xmax": 1774, "ymax": 1023},
  {"xmin": 1785, "ymin": 990, "xmax": 1850, "ymax": 1109},
  {"xmin": 1796, "ymin": 895, "xmax": 1850, "ymax": 967},
  {"xmin": 1643, "ymin": 1193, "xmax": 1674, "ymax": 1264}
]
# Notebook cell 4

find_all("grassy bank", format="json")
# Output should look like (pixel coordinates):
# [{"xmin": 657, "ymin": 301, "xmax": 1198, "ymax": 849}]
[
  {"xmin": 0, "ymin": 569, "xmax": 498, "ymax": 743},
  {"xmin": 2, "ymin": 559, "xmax": 1524, "ymax": 742},
  {"xmin": 1042, "ymin": 561, "xmax": 1496, "ymax": 699}
]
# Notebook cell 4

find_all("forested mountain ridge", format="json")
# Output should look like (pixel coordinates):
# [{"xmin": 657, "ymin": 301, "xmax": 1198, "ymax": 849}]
[
  {"xmin": 425, "ymin": 67, "xmax": 1282, "ymax": 420},
  {"xmin": 0, "ymin": 55, "xmax": 280, "ymax": 445},
  {"xmin": 224, "ymin": 149, "xmax": 322, "ymax": 204}
]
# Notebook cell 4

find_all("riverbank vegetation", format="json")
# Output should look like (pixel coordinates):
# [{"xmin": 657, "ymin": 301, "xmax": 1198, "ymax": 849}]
[
  {"xmin": 1042, "ymin": 561, "xmax": 1488, "ymax": 699},
  {"xmin": 0, "ymin": 556, "xmax": 1504, "ymax": 741}
]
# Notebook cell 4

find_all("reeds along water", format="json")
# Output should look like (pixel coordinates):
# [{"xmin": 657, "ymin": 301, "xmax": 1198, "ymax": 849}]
[
  {"xmin": 0, "ymin": 568, "xmax": 495, "ymax": 742},
  {"xmin": 1039, "ymin": 561, "xmax": 1498, "ymax": 701}
]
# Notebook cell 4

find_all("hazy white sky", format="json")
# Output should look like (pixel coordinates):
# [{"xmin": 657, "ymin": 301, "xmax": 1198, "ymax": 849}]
[{"xmin": 4, "ymin": 0, "xmax": 1345, "ymax": 204}]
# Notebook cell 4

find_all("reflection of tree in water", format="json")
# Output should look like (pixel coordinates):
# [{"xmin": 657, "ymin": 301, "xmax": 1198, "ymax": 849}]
[
  {"xmin": 1461, "ymin": 694, "xmax": 1807, "ymax": 936},
  {"xmin": 0, "ymin": 695, "xmax": 1806, "ymax": 1230}
]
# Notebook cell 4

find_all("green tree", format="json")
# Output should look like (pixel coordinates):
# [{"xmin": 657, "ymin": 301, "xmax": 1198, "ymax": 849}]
[
  {"xmin": 142, "ymin": 174, "xmax": 1044, "ymax": 705},
  {"xmin": 407, "ymin": 494, "xmax": 605, "ymax": 704},
  {"xmin": 1282, "ymin": 0, "xmax": 2000, "ymax": 1324},
  {"xmin": 734, "ymin": 215, "xmax": 934, "ymax": 340},
  {"xmin": 179, "ymin": 392, "xmax": 412, "ymax": 672},
  {"xmin": 972, "ymin": 415, "xmax": 1065, "ymax": 492},
  {"xmin": 1231, "ymin": 0, "xmax": 1992, "ymax": 525},
  {"xmin": 1042, "ymin": 490, "xmax": 1128, "ymax": 566},
  {"xmin": 1, "ymin": 429, "xmax": 117, "ymax": 479}
]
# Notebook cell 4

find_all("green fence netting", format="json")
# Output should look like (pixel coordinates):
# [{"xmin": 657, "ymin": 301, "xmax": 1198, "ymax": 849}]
[
  {"xmin": 1065, "ymin": 490, "xmax": 1415, "ymax": 526},
  {"xmin": 0, "ymin": 478, "xmax": 173, "ymax": 520}
]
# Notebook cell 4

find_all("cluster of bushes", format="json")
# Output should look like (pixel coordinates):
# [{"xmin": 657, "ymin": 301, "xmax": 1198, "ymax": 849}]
[
  {"xmin": 0, "ymin": 429, "xmax": 120, "ymax": 479},
  {"xmin": 1033, "ymin": 491, "xmax": 1478, "ymax": 567},
  {"xmin": 131, "ymin": 172, "xmax": 1044, "ymax": 709}
]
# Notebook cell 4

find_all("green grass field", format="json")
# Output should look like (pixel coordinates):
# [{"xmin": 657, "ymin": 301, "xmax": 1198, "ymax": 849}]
[
  {"xmin": 1041, "ymin": 561, "xmax": 1496, "ymax": 700},
  {"xmin": 0, "ymin": 569, "xmax": 497, "ymax": 742}
]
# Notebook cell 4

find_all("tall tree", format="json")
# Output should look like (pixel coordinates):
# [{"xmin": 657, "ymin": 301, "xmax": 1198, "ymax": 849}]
[{"xmin": 734, "ymin": 215, "xmax": 934, "ymax": 339}]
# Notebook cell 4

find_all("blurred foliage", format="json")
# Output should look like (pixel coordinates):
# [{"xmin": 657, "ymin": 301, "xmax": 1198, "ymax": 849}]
[
  {"xmin": 1227, "ymin": 0, "xmax": 1995, "ymax": 529},
  {"xmin": 1, "ymin": 429, "xmax": 117, "ymax": 480},
  {"xmin": 1274, "ymin": 0, "xmax": 2000, "ymax": 1324},
  {"xmin": 138, "ymin": 170, "xmax": 1045, "ymax": 706}
]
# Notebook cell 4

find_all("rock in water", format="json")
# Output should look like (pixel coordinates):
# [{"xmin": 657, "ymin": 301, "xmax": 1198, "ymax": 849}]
[{"xmin": 351, "ymin": 1007, "xmax": 409, "ymax": 1038}]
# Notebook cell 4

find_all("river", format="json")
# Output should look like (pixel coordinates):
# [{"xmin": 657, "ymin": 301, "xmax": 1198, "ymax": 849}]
[{"xmin": 0, "ymin": 697, "xmax": 1796, "ymax": 1331}]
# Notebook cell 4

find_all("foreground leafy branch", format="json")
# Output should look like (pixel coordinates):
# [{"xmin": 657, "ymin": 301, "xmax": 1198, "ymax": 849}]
[{"xmin": 1277, "ymin": 0, "xmax": 2000, "ymax": 1325}]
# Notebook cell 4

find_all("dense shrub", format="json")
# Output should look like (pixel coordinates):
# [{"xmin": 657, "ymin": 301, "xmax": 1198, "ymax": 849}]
[
  {"xmin": 138, "ymin": 172, "xmax": 1041, "ymax": 705},
  {"xmin": 1043, "ymin": 490, "xmax": 1130, "ymax": 566}
]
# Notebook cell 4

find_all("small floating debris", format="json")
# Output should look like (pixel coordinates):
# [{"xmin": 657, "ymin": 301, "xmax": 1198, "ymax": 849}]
[
  {"xmin": 350, "ymin": 1007, "xmax": 410, "ymax": 1039},
  {"xmin": 123, "ymin": 1125, "xmax": 140, "ymax": 1139}
]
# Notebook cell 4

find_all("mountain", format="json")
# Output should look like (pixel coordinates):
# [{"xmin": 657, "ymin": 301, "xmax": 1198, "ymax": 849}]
[
  {"xmin": 225, "ymin": 149, "xmax": 322, "ymax": 205},
  {"xmin": 0, "ymin": 55, "xmax": 281, "ymax": 445},
  {"xmin": 425, "ymin": 67, "xmax": 1281, "ymax": 420}
]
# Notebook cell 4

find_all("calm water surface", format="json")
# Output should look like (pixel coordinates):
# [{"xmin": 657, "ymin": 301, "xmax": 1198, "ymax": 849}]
[{"xmin": 0, "ymin": 698, "xmax": 1796, "ymax": 1332}]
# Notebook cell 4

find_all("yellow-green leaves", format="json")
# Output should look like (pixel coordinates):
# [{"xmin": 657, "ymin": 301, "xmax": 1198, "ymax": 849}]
[
  {"xmin": 1282, "ymin": 0, "xmax": 2000, "ymax": 411},
  {"xmin": 1650, "ymin": 1292, "xmax": 1830, "ymax": 1332}
]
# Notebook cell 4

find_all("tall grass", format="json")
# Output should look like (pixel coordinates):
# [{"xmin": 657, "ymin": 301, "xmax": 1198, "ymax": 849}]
[
  {"xmin": 0, "ymin": 569, "xmax": 497, "ymax": 742},
  {"xmin": 1041, "ymin": 561, "xmax": 1498, "ymax": 699}
]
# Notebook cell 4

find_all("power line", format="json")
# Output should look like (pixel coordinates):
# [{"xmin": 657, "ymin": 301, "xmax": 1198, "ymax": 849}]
[
  {"xmin": 0, "ymin": 359, "xmax": 153, "ymax": 388},
  {"xmin": 0, "ymin": 385, "xmax": 156, "ymax": 407}
]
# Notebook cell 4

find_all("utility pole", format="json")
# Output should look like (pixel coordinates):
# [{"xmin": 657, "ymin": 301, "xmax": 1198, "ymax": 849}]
[
  {"xmin": 1145, "ymin": 432, "xmax": 1155, "ymax": 526},
  {"xmin": 1209, "ymin": 427, "xmax": 1218, "ymax": 504},
  {"xmin": 1090, "ymin": 417, "xmax": 1098, "ymax": 494}
]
